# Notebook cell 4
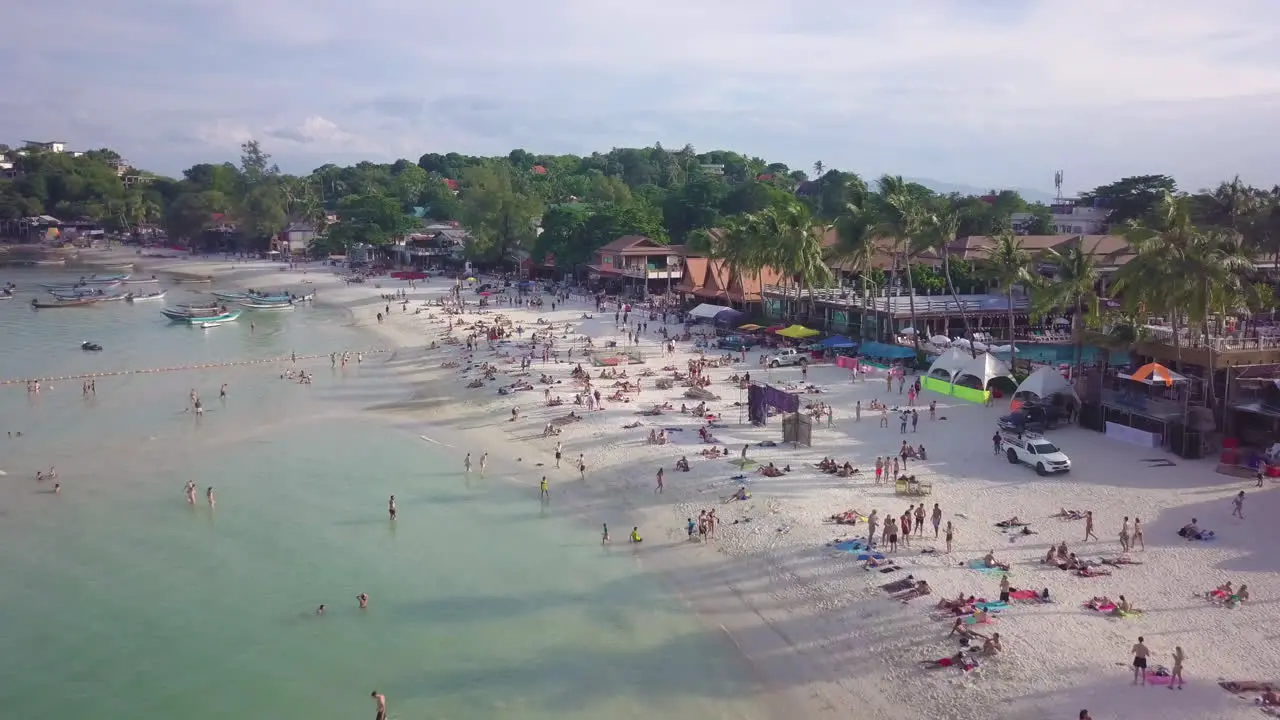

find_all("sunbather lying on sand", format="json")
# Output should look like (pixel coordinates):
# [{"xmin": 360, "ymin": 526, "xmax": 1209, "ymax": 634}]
[
  {"xmin": 920, "ymin": 651, "xmax": 975, "ymax": 670},
  {"xmin": 759, "ymin": 463, "xmax": 787, "ymax": 477},
  {"xmin": 937, "ymin": 593, "xmax": 976, "ymax": 611},
  {"xmin": 1263, "ymin": 686, "xmax": 1280, "ymax": 706},
  {"xmin": 1076, "ymin": 565, "xmax": 1111, "ymax": 577},
  {"xmin": 994, "ymin": 517, "xmax": 1026, "ymax": 528},
  {"xmin": 949, "ymin": 617, "xmax": 986, "ymax": 640},
  {"xmin": 896, "ymin": 580, "xmax": 932, "ymax": 601},
  {"xmin": 1053, "ymin": 508, "xmax": 1086, "ymax": 520}
]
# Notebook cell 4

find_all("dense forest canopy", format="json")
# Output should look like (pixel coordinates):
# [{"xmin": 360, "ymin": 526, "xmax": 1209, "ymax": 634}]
[{"xmin": 2, "ymin": 141, "xmax": 1278, "ymax": 274}]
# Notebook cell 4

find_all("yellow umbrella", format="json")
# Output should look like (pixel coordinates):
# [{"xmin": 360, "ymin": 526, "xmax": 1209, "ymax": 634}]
[
  {"xmin": 776, "ymin": 324, "xmax": 820, "ymax": 339},
  {"xmin": 466, "ymin": 277, "xmax": 477, "ymax": 282}
]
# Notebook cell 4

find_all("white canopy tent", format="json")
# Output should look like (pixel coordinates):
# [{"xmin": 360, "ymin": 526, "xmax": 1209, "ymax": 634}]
[
  {"xmin": 929, "ymin": 335, "xmax": 951, "ymax": 346},
  {"xmin": 1012, "ymin": 366, "xmax": 1080, "ymax": 404},
  {"xmin": 688, "ymin": 303, "xmax": 734, "ymax": 320},
  {"xmin": 927, "ymin": 347, "xmax": 973, "ymax": 382},
  {"xmin": 954, "ymin": 352, "xmax": 1016, "ymax": 391}
]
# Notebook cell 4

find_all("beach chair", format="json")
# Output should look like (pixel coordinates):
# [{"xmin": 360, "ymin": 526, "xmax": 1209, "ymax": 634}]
[
  {"xmin": 913, "ymin": 480, "xmax": 933, "ymax": 495},
  {"xmin": 894, "ymin": 478, "xmax": 910, "ymax": 494}
]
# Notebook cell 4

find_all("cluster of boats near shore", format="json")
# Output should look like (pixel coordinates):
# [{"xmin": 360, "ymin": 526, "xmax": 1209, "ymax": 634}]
[
  {"xmin": 159, "ymin": 289, "xmax": 312, "ymax": 328},
  {"xmin": 28, "ymin": 273, "xmax": 166, "ymax": 308}
]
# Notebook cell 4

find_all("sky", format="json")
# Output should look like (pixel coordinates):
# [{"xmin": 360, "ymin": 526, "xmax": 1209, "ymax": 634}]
[{"xmin": 4, "ymin": 0, "xmax": 1280, "ymax": 195}]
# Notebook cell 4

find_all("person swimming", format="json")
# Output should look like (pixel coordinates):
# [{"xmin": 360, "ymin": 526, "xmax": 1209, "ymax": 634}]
[{"xmin": 357, "ymin": 593, "xmax": 369, "ymax": 609}]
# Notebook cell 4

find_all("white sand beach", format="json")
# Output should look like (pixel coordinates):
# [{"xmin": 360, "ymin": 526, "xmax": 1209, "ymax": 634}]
[{"xmin": 95, "ymin": 251, "xmax": 1280, "ymax": 719}]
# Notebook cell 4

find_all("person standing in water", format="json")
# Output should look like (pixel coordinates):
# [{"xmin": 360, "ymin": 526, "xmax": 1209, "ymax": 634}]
[
  {"xmin": 219, "ymin": 383, "xmax": 227, "ymax": 400},
  {"xmin": 185, "ymin": 480, "xmax": 197, "ymax": 504},
  {"xmin": 629, "ymin": 527, "xmax": 642, "ymax": 543},
  {"xmin": 601, "ymin": 523, "xmax": 610, "ymax": 544},
  {"xmin": 206, "ymin": 487, "xmax": 215, "ymax": 508},
  {"xmin": 371, "ymin": 691, "xmax": 386, "ymax": 720},
  {"xmin": 358, "ymin": 593, "xmax": 369, "ymax": 609},
  {"xmin": 479, "ymin": 453, "xmax": 488, "ymax": 475},
  {"xmin": 463, "ymin": 453, "xmax": 472, "ymax": 475},
  {"xmin": 540, "ymin": 476, "xmax": 549, "ymax": 502},
  {"xmin": 388, "ymin": 495, "xmax": 397, "ymax": 521}
]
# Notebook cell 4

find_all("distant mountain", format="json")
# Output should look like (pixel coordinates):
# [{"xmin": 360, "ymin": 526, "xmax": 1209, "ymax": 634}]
[{"xmin": 905, "ymin": 177, "xmax": 1057, "ymax": 204}]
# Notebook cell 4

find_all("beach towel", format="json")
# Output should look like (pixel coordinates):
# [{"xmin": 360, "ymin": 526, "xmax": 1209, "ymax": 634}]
[
  {"xmin": 1008, "ymin": 589, "xmax": 1040, "ymax": 601},
  {"xmin": 855, "ymin": 552, "xmax": 886, "ymax": 562},
  {"xmin": 966, "ymin": 559, "xmax": 1009, "ymax": 574},
  {"xmin": 975, "ymin": 601, "xmax": 1007, "ymax": 611},
  {"xmin": 881, "ymin": 578, "xmax": 915, "ymax": 592},
  {"xmin": 963, "ymin": 614, "xmax": 994, "ymax": 625},
  {"xmin": 831, "ymin": 539, "xmax": 867, "ymax": 552}
]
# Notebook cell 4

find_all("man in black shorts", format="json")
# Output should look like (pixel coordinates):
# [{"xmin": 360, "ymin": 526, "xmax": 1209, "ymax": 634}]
[
  {"xmin": 1131, "ymin": 636, "xmax": 1149, "ymax": 684},
  {"xmin": 371, "ymin": 691, "xmax": 386, "ymax": 720}
]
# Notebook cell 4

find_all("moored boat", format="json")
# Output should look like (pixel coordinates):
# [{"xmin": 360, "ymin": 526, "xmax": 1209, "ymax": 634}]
[
  {"xmin": 41, "ymin": 281, "xmax": 122, "ymax": 292},
  {"xmin": 31, "ymin": 297, "xmax": 100, "ymax": 308},
  {"xmin": 121, "ymin": 276, "xmax": 159, "ymax": 285},
  {"xmin": 161, "ymin": 306, "xmax": 222, "ymax": 321},
  {"xmin": 239, "ymin": 300, "xmax": 294, "ymax": 310},
  {"xmin": 174, "ymin": 276, "xmax": 213, "ymax": 284},
  {"xmin": 125, "ymin": 290, "xmax": 167, "ymax": 302},
  {"xmin": 212, "ymin": 291, "xmax": 249, "ymax": 301},
  {"xmin": 187, "ymin": 309, "xmax": 242, "ymax": 325},
  {"xmin": 81, "ymin": 274, "xmax": 130, "ymax": 284}
]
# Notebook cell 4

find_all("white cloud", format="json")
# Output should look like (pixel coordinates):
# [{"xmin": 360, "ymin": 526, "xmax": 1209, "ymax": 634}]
[{"xmin": 1, "ymin": 0, "xmax": 1278, "ymax": 191}]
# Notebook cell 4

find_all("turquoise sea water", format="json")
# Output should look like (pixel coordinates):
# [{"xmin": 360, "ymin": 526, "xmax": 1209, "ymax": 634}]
[{"xmin": 0, "ymin": 269, "xmax": 763, "ymax": 720}]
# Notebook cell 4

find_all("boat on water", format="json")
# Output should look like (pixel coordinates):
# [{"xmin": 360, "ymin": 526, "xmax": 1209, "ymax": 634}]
[
  {"xmin": 187, "ymin": 309, "xmax": 242, "ymax": 325},
  {"xmin": 161, "ymin": 306, "xmax": 223, "ymax": 321},
  {"xmin": 174, "ymin": 277, "xmax": 214, "ymax": 284},
  {"xmin": 31, "ymin": 259, "xmax": 67, "ymax": 266},
  {"xmin": 212, "ymin": 291, "xmax": 249, "ymax": 301},
  {"xmin": 121, "ymin": 276, "xmax": 159, "ymax": 285},
  {"xmin": 80, "ymin": 274, "xmax": 130, "ymax": 284},
  {"xmin": 41, "ymin": 281, "xmax": 122, "ymax": 292},
  {"xmin": 239, "ymin": 300, "xmax": 294, "ymax": 310},
  {"xmin": 31, "ymin": 297, "xmax": 100, "ymax": 308},
  {"xmin": 125, "ymin": 290, "xmax": 167, "ymax": 302}
]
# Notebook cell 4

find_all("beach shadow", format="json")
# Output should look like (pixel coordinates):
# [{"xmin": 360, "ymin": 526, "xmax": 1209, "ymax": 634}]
[{"xmin": 1144, "ymin": 488, "xmax": 1280, "ymax": 573}]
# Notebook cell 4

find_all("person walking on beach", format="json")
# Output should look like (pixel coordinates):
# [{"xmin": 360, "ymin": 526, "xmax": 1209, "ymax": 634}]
[
  {"xmin": 914, "ymin": 503, "xmax": 926, "ymax": 535},
  {"xmin": 911, "ymin": 409, "xmax": 919, "ymax": 432},
  {"xmin": 944, "ymin": 521, "xmax": 954, "ymax": 553},
  {"xmin": 992, "ymin": 431, "xmax": 1002, "ymax": 455},
  {"xmin": 371, "ymin": 691, "xmax": 387, "ymax": 720},
  {"xmin": 388, "ymin": 495, "xmax": 397, "ymax": 521},
  {"xmin": 1232, "ymin": 490, "xmax": 1245, "ymax": 519},
  {"xmin": 578, "ymin": 454, "xmax": 586, "ymax": 481},
  {"xmin": 1131, "ymin": 636, "xmax": 1150, "ymax": 685},
  {"xmin": 464, "ymin": 453, "xmax": 472, "ymax": 475},
  {"xmin": 1119, "ymin": 516, "xmax": 1130, "ymax": 552},
  {"xmin": 1084, "ymin": 511, "xmax": 1099, "ymax": 541},
  {"xmin": 554, "ymin": 441, "xmax": 562, "ymax": 468},
  {"xmin": 874, "ymin": 457, "xmax": 883, "ymax": 485},
  {"xmin": 931, "ymin": 503, "xmax": 942, "ymax": 538},
  {"xmin": 540, "ymin": 476, "xmax": 549, "ymax": 502},
  {"xmin": 1169, "ymin": 646, "xmax": 1185, "ymax": 689},
  {"xmin": 1132, "ymin": 517, "xmax": 1145, "ymax": 550},
  {"xmin": 867, "ymin": 510, "xmax": 879, "ymax": 547},
  {"xmin": 880, "ymin": 407, "xmax": 889, "ymax": 428},
  {"xmin": 855, "ymin": 400, "xmax": 861, "ymax": 421},
  {"xmin": 655, "ymin": 467, "xmax": 664, "ymax": 494}
]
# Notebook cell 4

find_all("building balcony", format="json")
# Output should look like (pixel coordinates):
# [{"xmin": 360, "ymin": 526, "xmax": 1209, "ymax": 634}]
[{"xmin": 619, "ymin": 266, "xmax": 682, "ymax": 279}]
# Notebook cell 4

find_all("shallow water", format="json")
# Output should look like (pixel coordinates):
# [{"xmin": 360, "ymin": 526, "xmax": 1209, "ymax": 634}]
[{"xmin": 0, "ymin": 270, "xmax": 764, "ymax": 720}]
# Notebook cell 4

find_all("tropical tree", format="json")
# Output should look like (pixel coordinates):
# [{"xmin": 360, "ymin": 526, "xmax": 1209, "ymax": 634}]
[
  {"xmin": 827, "ymin": 201, "xmax": 880, "ymax": 338},
  {"xmin": 1033, "ymin": 242, "xmax": 1101, "ymax": 375},
  {"xmin": 921, "ymin": 210, "xmax": 978, "ymax": 357},
  {"xmin": 750, "ymin": 198, "xmax": 832, "ymax": 321},
  {"xmin": 982, "ymin": 231, "xmax": 1034, "ymax": 367},
  {"xmin": 872, "ymin": 175, "xmax": 931, "ymax": 352}
]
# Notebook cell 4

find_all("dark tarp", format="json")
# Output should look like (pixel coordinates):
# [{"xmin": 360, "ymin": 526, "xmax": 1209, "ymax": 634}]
[{"xmin": 858, "ymin": 340, "xmax": 915, "ymax": 359}]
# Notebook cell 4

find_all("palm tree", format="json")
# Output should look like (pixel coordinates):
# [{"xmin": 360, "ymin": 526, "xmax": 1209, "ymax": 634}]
[
  {"xmin": 872, "ymin": 175, "xmax": 930, "ymax": 353},
  {"xmin": 982, "ymin": 231, "xmax": 1034, "ymax": 367},
  {"xmin": 827, "ymin": 202, "xmax": 879, "ymax": 337},
  {"xmin": 751, "ymin": 198, "xmax": 832, "ymax": 321},
  {"xmin": 710, "ymin": 215, "xmax": 767, "ymax": 308},
  {"xmin": 923, "ymin": 210, "xmax": 977, "ymax": 357},
  {"xmin": 1034, "ymin": 242, "xmax": 1101, "ymax": 376}
]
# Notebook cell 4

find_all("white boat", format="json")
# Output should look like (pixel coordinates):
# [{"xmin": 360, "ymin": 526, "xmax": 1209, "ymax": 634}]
[
  {"xmin": 200, "ymin": 320, "xmax": 226, "ymax": 328},
  {"xmin": 126, "ymin": 290, "xmax": 167, "ymax": 302},
  {"xmin": 238, "ymin": 300, "xmax": 294, "ymax": 311},
  {"xmin": 121, "ymin": 277, "xmax": 159, "ymax": 285}
]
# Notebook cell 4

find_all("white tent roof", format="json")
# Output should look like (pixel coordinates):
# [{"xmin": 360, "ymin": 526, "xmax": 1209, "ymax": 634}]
[
  {"xmin": 1013, "ymin": 366, "xmax": 1079, "ymax": 403},
  {"xmin": 688, "ymin": 303, "xmax": 734, "ymax": 320},
  {"xmin": 954, "ymin": 352, "xmax": 1014, "ymax": 388},
  {"xmin": 927, "ymin": 347, "xmax": 972, "ymax": 381}
]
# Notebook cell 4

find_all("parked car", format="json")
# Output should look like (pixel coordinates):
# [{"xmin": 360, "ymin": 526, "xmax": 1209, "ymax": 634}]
[
  {"xmin": 766, "ymin": 348, "xmax": 808, "ymax": 368},
  {"xmin": 716, "ymin": 335, "xmax": 758, "ymax": 352},
  {"xmin": 1001, "ymin": 430, "xmax": 1071, "ymax": 476},
  {"xmin": 998, "ymin": 404, "xmax": 1065, "ymax": 433}
]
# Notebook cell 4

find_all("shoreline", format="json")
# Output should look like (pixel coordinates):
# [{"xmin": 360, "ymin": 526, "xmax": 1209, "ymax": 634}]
[{"xmin": 80, "ymin": 248, "xmax": 1278, "ymax": 719}]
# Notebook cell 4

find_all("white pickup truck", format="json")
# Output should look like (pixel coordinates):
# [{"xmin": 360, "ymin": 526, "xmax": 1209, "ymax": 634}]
[
  {"xmin": 1001, "ymin": 430, "xmax": 1071, "ymax": 476},
  {"xmin": 766, "ymin": 348, "xmax": 808, "ymax": 368}
]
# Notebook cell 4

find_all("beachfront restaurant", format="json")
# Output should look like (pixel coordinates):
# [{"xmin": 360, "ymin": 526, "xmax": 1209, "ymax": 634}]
[{"xmin": 760, "ymin": 286, "xmax": 1032, "ymax": 344}]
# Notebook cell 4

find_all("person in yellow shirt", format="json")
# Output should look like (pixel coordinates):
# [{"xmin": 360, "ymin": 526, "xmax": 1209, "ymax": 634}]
[{"xmin": 629, "ymin": 527, "xmax": 642, "ymax": 543}]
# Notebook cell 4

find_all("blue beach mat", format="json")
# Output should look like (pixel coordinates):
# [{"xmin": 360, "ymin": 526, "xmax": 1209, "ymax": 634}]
[
  {"xmin": 832, "ymin": 539, "xmax": 868, "ymax": 552},
  {"xmin": 975, "ymin": 601, "xmax": 1008, "ymax": 611},
  {"xmin": 856, "ymin": 552, "xmax": 886, "ymax": 562},
  {"xmin": 966, "ymin": 559, "xmax": 1009, "ymax": 574}
]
